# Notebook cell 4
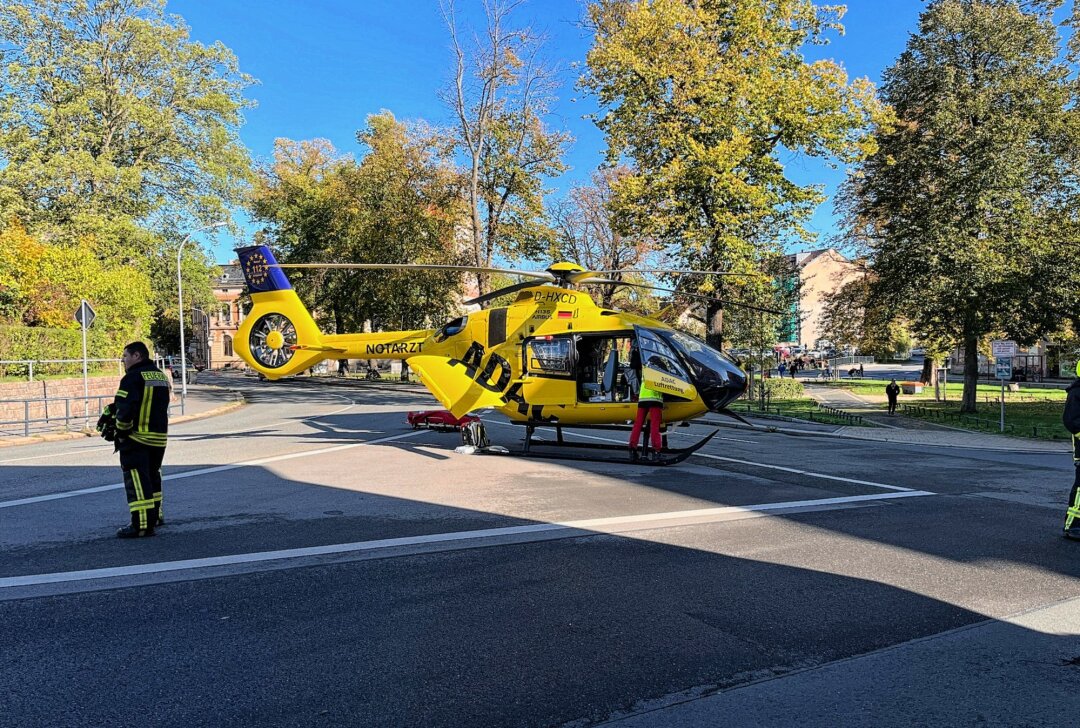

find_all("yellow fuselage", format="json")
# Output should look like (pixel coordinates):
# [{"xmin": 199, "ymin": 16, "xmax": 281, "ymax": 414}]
[{"xmin": 236, "ymin": 286, "xmax": 711, "ymax": 426}]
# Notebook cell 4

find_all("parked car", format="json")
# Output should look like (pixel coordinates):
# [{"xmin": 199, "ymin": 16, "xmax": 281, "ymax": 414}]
[
  {"xmin": 161, "ymin": 356, "xmax": 201, "ymax": 383},
  {"xmin": 406, "ymin": 410, "xmax": 481, "ymax": 432}
]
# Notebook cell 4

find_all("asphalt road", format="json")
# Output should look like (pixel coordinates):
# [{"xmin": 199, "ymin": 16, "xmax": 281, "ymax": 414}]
[{"xmin": 1, "ymin": 372, "xmax": 1078, "ymax": 727}]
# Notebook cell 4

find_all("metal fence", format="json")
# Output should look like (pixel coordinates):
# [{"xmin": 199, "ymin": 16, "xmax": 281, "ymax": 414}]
[
  {"xmin": 0, "ymin": 394, "xmax": 114, "ymax": 437},
  {"xmin": 0, "ymin": 358, "xmax": 124, "ymax": 381},
  {"xmin": 0, "ymin": 394, "xmax": 183, "ymax": 438}
]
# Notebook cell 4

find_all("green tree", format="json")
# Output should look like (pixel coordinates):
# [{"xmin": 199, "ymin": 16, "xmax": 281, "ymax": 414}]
[
  {"xmin": 0, "ymin": 220, "xmax": 152, "ymax": 355},
  {"xmin": 250, "ymin": 113, "xmax": 464, "ymax": 333},
  {"xmin": 840, "ymin": 0, "xmax": 1080, "ymax": 412},
  {"xmin": 0, "ymin": 0, "xmax": 253, "ymax": 236},
  {"xmin": 0, "ymin": 0, "xmax": 250, "ymax": 344},
  {"xmin": 582, "ymin": 0, "xmax": 890, "ymax": 348},
  {"xmin": 442, "ymin": 0, "xmax": 570, "ymax": 300}
]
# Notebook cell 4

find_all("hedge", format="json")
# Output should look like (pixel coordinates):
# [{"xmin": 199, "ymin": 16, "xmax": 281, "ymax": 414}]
[
  {"xmin": 760, "ymin": 377, "xmax": 805, "ymax": 399},
  {"xmin": 0, "ymin": 325, "xmax": 115, "ymax": 376}
]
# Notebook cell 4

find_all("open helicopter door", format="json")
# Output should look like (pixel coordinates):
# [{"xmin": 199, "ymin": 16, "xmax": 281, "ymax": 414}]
[
  {"xmin": 519, "ymin": 334, "xmax": 577, "ymax": 406},
  {"xmin": 633, "ymin": 325, "xmax": 698, "ymax": 401}
]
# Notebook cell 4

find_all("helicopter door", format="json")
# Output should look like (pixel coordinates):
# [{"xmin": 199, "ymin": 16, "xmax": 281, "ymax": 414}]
[
  {"xmin": 520, "ymin": 335, "xmax": 576, "ymax": 405},
  {"xmin": 633, "ymin": 326, "xmax": 698, "ymax": 401},
  {"xmin": 575, "ymin": 334, "xmax": 635, "ymax": 402}
]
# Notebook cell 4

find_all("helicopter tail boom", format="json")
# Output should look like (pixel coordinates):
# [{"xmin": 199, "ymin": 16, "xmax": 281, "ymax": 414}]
[{"xmin": 234, "ymin": 246, "xmax": 437, "ymax": 379}]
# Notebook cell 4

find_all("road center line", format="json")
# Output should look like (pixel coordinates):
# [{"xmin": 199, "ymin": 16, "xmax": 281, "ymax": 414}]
[
  {"xmin": 0, "ymin": 490, "xmax": 936, "ymax": 590},
  {"xmin": 0, "ymin": 428, "xmax": 430, "ymax": 509}
]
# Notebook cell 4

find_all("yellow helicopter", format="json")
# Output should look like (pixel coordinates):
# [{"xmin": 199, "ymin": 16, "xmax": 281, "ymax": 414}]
[{"xmin": 233, "ymin": 245, "xmax": 765, "ymax": 464}]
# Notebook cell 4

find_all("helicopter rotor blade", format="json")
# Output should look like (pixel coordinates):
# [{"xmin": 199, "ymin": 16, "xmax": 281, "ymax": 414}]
[
  {"xmin": 464, "ymin": 278, "xmax": 547, "ymax": 307},
  {"xmin": 272, "ymin": 262, "xmax": 556, "ymax": 281},
  {"xmin": 587, "ymin": 269, "xmax": 765, "ymax": 278},
  {"xmin": 579, "ymin": 278, "xmax": 784, "ymax": 315}
]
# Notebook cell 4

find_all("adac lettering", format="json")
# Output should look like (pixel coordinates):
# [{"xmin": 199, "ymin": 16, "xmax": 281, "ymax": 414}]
[
  {"xmin": 364, "ymin": 341, "xmax": 423, "ymax": 355},
  {"xmin": 450, "ymin": 342, "xmax": 514, "ymax": 395},
  {"xmin": 448, "ymin": 343, "xmax": 556, "ymax": 419},
  {"xmin": 533, "ymin": 291, "xmax": 576, "ymax": 305}
]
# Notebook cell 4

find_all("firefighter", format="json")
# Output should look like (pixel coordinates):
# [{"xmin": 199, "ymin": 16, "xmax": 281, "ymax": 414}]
[
  {"xmin": 1063, "ymin": 360, "xmax": 1080, "ymax": 540},
  {"xmin": 103, "ymin": 341, "xmax": 171, "ymax": 538}
]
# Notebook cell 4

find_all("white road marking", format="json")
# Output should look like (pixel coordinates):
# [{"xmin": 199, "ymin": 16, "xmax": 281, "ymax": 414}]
[
  {"xmin": 0, "ymin": 490, "xmax": 936, "ymax": 590},
  {"xmin": 513, "ymin": 427, "xmax": 918, "ymax": 493},
  {"xmin": 0, "ymin": 429, "xmax": 431, "ymax": 509}
]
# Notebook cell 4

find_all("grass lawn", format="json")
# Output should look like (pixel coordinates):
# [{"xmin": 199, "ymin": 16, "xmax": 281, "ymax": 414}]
[
  {"xmin": 820, "ymin": 379, "xmax": 1070, "ymax": 440},
  {"xmin": 733, "ymin": 397, "xmax": 871, "ymax": 427}
]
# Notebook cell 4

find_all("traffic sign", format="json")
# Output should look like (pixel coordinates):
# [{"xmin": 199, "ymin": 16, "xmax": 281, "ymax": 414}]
[
  {"xmin": 995, "ymin": 356, "xmax": 1012, "ymax": 380},
  {"xmin": 991, "ymin": 340, "xmax": 1017, "ymax": 357},
  {"xmin": 74, "ymin": 300, "xmax": 95, "ymax": 328}
]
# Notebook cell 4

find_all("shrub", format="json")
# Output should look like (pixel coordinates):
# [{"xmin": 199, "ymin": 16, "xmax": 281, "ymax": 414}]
[{"xmin": 761, "ymin": 377, "xmax": 804, "ymax": 399}]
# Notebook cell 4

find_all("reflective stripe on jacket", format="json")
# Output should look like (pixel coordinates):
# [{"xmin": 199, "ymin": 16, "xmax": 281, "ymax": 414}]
[{"xmin": 114, "ymin": 360, "xmax": 170, "ymax": 448}]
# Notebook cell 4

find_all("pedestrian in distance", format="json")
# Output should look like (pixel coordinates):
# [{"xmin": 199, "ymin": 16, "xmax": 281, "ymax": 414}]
[
  {"xmin": 337, "ymin": 358, "xmax": 349, "ymax": 377},
  {"xmin": 97, "ymin": 341, "xmax": 171, "ymax": 538},
  {"xmin": 1061, "ymin": 361, "xmax": 1080, "ymax": 540},
  {"xmin": 885, "ymin": 379, "xmax": 901, "ymax": 415},
  {"xmin": 778, "ymin": 362, "xmax": 787, "ymax": 378},
  {"xmin": 628, "ymin": 347, "xmax": 664, "ymax": 462}
]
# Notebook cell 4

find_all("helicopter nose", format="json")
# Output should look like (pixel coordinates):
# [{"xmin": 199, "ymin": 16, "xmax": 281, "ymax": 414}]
[{"xmin": 712, "ymin": 359, "xmax": 748, "ymax": 411}]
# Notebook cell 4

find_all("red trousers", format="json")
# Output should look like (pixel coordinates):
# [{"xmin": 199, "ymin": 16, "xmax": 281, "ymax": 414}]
[{"xmin": 629, "ymin": 403, "xmax": 663, "ymax": 451}]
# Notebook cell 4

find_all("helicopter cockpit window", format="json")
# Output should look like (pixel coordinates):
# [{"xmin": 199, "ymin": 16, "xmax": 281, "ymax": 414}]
[
  {"xmin": 636, "ymin": 327, "xmax": 689, "ymax": 381},
  {"xmin": 434, "ymin": 315, "xmax": 468, "ymax": 343},
  {"xmin": 664, "ymin": 330, "xmax": 740, "ymax": 384},
  {"xmin": 526, "ymin": 337, "xmax": 572, "ymax": 375}
]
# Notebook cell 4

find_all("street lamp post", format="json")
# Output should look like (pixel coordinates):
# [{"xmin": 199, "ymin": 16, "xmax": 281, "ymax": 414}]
[{"xmin": 177, "ymin": 222, "xmax": 226, "ymax": 414}]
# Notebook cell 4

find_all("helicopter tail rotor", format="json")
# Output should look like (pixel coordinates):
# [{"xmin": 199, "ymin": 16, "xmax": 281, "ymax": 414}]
[{"xmin": 235, "ymin": 245, "xmax": 337, "ymax": 379}]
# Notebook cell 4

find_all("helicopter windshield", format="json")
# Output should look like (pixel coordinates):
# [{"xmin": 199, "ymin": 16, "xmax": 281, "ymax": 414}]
[{"xmin": 638, "ymin": 327, "xmax": 747, "ymax": 411}]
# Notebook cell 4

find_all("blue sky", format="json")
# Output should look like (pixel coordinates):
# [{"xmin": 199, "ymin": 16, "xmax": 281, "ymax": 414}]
[{"xmin": 167, "ymin": 0, "xmax": 927, "ymax": 263}]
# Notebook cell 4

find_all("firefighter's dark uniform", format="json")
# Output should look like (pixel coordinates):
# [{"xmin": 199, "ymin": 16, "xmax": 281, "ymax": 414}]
[
  {"xmin": 113, "ymin": 359, "xmax": 170, "ymax": 534},
  {"xmin": 1062, "ymin": 363, "xmax": 1080, "ymax": 539}
]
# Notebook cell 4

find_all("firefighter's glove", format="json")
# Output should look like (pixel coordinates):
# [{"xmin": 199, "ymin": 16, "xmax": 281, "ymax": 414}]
[{"xmin": 96, "ymin": 405, "xmax": 117, "ymax": 442}]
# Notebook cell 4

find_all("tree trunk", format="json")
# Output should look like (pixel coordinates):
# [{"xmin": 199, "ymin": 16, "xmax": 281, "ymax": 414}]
[
  {"xmin": 961, "ymin": 334, "xmax": 979, "ymax": 413},
  {"xmin": 919, "ymin": 356, "xmax": 937, "ymax": 385},
  {"xmin": 705, "ymin": 300, "xmax": 724, "ymax": 350}
]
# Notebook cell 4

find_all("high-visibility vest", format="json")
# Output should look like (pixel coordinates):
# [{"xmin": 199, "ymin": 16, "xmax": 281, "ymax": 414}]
[{"xmin": 638, "ymin": 380, "xmax": 662, "ymax": 404}]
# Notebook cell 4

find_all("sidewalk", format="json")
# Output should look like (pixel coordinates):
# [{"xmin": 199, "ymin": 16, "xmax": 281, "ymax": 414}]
[{"xmin": 0, "ymin": 384, "xmax": 244, "ymax": 448}]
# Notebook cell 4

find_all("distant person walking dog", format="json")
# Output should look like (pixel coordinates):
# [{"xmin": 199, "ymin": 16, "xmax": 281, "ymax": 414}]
[
  {"xmin": 885, "ymin": 379, "xmax": 901, "ymax": 415},
  {"xmin": 1061, "ymin": 361, "xmax": 1080, "ymax": 540}
]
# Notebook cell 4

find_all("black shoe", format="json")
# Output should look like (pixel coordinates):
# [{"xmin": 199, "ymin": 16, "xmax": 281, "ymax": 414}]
[
  {"xmin": 116, "ymin": 525, "xmax": 155, "ymax": 539},
  {"xmin": 1064, "ymin": 527, "xmax": 1080, "ymax": 541},
  {"xmin": 155, "ymin": 517, "xmax": 164, "ymax": 527},
  {"xmin": 629, "ymin": 449, "xmax": 639, "ymax": 462}
]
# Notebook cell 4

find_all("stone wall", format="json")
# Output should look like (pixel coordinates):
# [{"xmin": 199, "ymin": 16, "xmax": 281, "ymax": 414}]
[{"xmin": 0, "ymin": 376, "xmax": 117, "ymax": 431}]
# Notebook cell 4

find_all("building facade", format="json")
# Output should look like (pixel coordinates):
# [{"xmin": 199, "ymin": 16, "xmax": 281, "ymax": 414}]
[
  {"xmin": 191, "ymin": 262, "xmax": 246, "ymax": 370},
  {"xmin": 780, "ymin": 248, "xmax": 862, "ymax": 349}
]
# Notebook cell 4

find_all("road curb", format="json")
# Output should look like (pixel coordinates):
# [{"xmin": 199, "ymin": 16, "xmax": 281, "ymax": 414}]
[{"xmin": 0, "ymin": 389, "xmax": 246, "ymax": 449}]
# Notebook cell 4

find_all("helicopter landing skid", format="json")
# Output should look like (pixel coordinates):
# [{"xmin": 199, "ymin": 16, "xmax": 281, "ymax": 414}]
[{"xmin": 505, "ymin": 422, "xmax": 718, "ymax": 467}]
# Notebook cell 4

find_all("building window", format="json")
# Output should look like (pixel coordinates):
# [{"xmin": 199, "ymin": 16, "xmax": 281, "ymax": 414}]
[{"xmin": 224, "ymin": 335, "xmax": 233, "ymax": 357}]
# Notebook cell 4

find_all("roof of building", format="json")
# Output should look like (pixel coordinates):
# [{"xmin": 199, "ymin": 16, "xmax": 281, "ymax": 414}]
[
  {"xmin": 213, "ymin": 262, "xmax": 244, "ymax": 287},
  {"xmin": 789, "ymin": 248, "xmax": 849, "ymax": 268}
]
